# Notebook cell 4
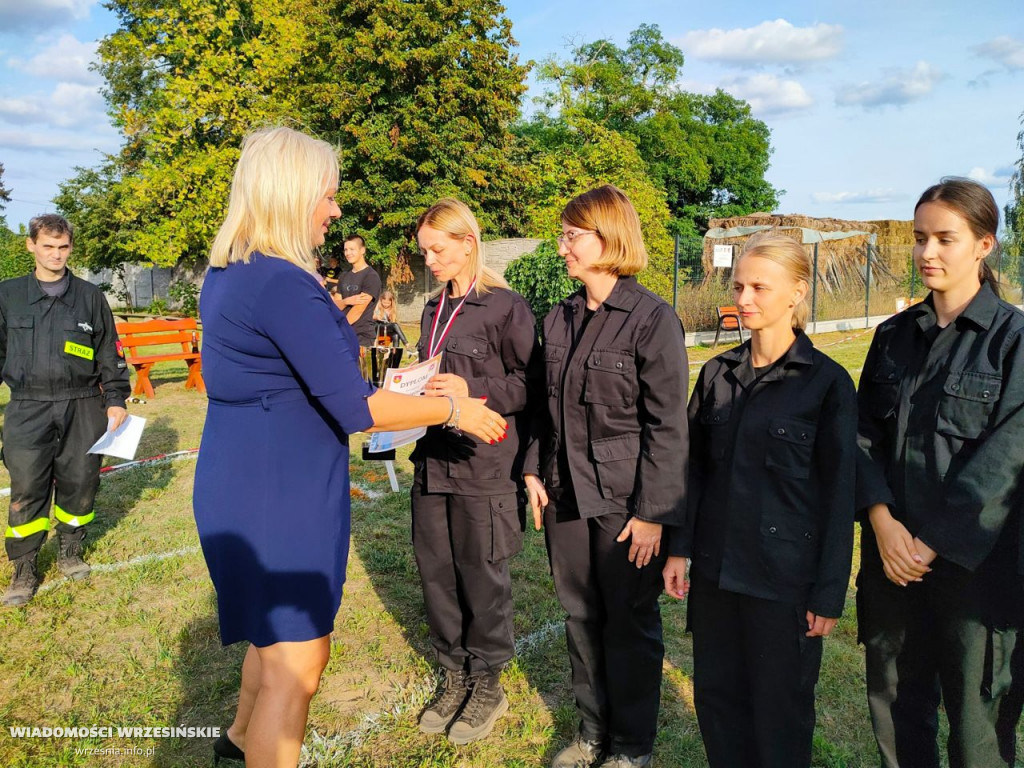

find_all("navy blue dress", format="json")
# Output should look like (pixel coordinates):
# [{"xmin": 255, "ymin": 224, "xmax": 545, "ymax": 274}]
[{"xmin": 193, "ymin": 254, "xmax": 375, "ymax": 647}]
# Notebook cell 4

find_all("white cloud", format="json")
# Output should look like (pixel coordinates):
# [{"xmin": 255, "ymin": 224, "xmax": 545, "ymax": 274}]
[
  {"xmin": 835, "ymin": 61, "xmax": 946, "ymax": 108},
  {"xmin": 812, "ymin": 190, "xmax": 908, "ymax": 205},
  {"xmin": 966, "ymin": 166, "xmax": 1014, "ymax": 188},
  {"xmin": 0, "ymin": 82, "xmax": 105, "ymax": 128},
  {"xmin": 719, "ymin": 73, "xmax": 813, "ymax": 116},
  {"xmin": 8, "ymin": 34, "xmax": 100, "ymax": 84},
  {"xmin": 0, "ymin": 0, "xmax": 95, "ymax": 33},
  {"xmin": 677, "ymin": 19, "xmax": 843, "ymax": 67},
  {"xmin": 0, "ymin": 128, "xmax": 117, "ymax": 154},
  {"xmin": 971, "ymin": 36, "xmax": 1024, "ymax": 72}
]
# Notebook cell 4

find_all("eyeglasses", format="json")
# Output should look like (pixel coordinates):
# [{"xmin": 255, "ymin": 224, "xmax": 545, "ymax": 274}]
[{"xmin": 557, "ymin": 230, "xmax": 598, "ymax": 245}]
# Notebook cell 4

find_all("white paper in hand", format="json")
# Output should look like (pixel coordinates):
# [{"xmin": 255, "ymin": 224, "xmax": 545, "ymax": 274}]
[{"xmin": 88, "ymin": 415, "xmax": 147, "ymax": 460}]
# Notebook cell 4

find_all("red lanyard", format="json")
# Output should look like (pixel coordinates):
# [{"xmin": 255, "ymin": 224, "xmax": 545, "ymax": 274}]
[{"xmin": 427, "ymin": 278, "xmax": 477, "ymax": 358}]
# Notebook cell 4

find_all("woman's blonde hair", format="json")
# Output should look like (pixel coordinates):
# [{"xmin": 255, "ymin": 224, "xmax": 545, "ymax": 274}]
[
  {"xmin": 561, "ymin": 184, "xmax": 647, "ymax": 276},
  {"xmin": 739, "ymin": 231, "xmax": 811, "ymax": 330},
  {"xmin": 416, "ymin": 198, "xmax": 508, "ymax": 295},
  {"xmin": 374, "ymin": 290, "xmax": 398, "ymax": 322},
  {"xmin": 209, "ymin": 126, "xmax": 339, "ymax": 271}
]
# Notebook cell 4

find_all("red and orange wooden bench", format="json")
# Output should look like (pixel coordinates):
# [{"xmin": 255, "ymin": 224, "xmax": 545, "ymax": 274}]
[{"xmin": 114, "ymin": 318, "xmax": 205, "ymax": 398}]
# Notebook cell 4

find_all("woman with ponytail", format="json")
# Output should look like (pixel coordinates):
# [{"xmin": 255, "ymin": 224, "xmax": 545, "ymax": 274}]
[
  {"xmin": 663, "ymin": 232, "xmax": 858, "ymax": 767},
  {"xmin": 856, "ymin": 177, "xmax": 1024, "ymax": 767}
]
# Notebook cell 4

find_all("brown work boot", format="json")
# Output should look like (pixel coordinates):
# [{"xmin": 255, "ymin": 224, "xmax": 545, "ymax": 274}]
[
  {"xmin": 58, "ymin": 533, "xmax": 91, "ymax": 580},
  {"xmin": 447, "ymin": 670, "xmax": 508, "ymax": 744},
  {"xmin": 3, "ymin": 557, "xmax": 40, "ymax": 607},
  {"xmin": 419, "ymin": 669, "xmax": 469, "ymax": 734},
  {"xmin": 552, "ymin": 735, "xmax": 606, "ymax": 768}
]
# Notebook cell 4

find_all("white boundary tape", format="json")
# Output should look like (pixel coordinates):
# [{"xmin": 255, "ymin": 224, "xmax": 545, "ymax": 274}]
[{"xmin": 37, "ymin": 546, "xmax": 202, "ymax": 595}]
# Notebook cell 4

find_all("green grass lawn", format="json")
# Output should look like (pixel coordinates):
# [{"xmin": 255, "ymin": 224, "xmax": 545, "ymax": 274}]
[{"xmin": 0, "ymin": 331, "xmax": 1001, "ymax": 767}]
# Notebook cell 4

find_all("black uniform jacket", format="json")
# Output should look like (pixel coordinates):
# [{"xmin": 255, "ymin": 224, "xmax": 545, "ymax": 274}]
[
  {"xmin": 672, "ymin": 332, "xmax": 857, "ymax": 619},
  {"xmin": 0, "ymin": 272, "xmax": 130, "ymax": 407},
  {"xmin": 857, "ymin": 284, "xmax": 1024, "ymax": 575},
  {"xmin": 412, "ymin": 285, "xmax": 540, "ymax": 497},
  {"xmin": 525, "ymin": 276, "xmax": 689, "ymax": 524}
]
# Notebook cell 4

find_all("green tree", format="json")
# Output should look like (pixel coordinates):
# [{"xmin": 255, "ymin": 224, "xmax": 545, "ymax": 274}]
[
  {"xmin": 0, "ymin": 224, "xmax": 33, "ymax": 281},
  {"xmin": 1007, "ymin": 111, "xmax": 1024, "ymax": 288},
  {"xmin": 530, "ymin": 25, "xmax": 781, "ymax": 232},
  {"xmin": 519, "ymin": 116, "xmax": 675, "ymax": 298},
  {"xmin": 62, "ymin": 0, "xmax": 531, "ymax": 273},
  {"xmin": 504, "ymin": 240, "xmax": 577, "ymax": 328},
  {"xmin": 0, "ymin": 162, "xmax": 10, "ymax": 212}
]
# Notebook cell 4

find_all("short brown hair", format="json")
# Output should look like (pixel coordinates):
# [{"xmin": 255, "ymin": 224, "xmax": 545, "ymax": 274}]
[
  {"xmin": 29, "ymin": 214, "xmax": 73, "ymax": 245},
  {"xmin": 561, "ymin": 185, "xmax": 647, "ymax": 276}
]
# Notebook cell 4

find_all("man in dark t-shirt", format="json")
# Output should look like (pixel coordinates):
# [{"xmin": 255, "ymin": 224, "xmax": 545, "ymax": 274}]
[{"xmin": 334, "ymin": 235, "xmax": 381, "ymax": 347}]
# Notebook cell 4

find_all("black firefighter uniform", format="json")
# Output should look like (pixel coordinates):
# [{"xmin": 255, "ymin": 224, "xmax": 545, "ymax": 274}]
[{"xmin": 0, "ymin": 272, "xmax": 131, "ymax": 560}]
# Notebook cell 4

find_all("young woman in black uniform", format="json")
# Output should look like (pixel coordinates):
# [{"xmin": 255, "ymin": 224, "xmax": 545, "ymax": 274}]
[
  {"xmin": 411, "ymin": 198, "xmax": 539, "ymax": 745},
  {"xmin": 663, "ymin": 232, "xmax": 857, "ymax": 767},
  {"xmin": 856, "ymin": 178, "xmax": 1024, "ymax": 767},
  {"xmin": 525, "ymin": 185, "xmax": 689, "ymax": 768}
]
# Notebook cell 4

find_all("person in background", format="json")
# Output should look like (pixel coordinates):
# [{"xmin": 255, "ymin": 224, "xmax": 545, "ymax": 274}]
[
  {"xmin": 663, "ymin": 232, "xmax": 857, "ymax": 768},
  {"xmin": 193, "ymin": 126, "xmax": 506, "ymax": 768},
  {"xmin": 411, "ymin": 198, "xmax": 539, "ymax": 745},
  {"xmin": 525, "ymin": 185, "xmax": 688, "ymax": 768},
  {"xmin": 856, "ymin": 177, "xmax": 1024, "ymax": 768},
  {"xmin": 335, "ymin": 234, "xmax": 381, "ymax": 348},
  {"xmin": 322, "ymin": 254, "xmax": 341, "ymax": 293},
  {"xmin": 0, "ymin": 213, "xmax": 130, "ymax": 607},
  {"xmin": 373, "ymin": 289, "xmax": 398, "ymax": 324}
]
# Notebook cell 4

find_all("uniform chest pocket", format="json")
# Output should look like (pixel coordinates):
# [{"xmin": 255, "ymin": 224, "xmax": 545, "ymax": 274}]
[
  {"xmin": 7, "ymin": 315, "xmax": 34, "ymax": 357},
  {"xmin": 866, "ymin": 362, "xmax": 905, "ymax": 419},
  {"xmin": 63, "ymin": 320, "xmax": 96, "ymax": 372},
  {"xmin": 445, "ymin": 334, "xmax": 490, "ymax": 374},
  {"xmin": 699, "ymin": 404, "xmax": 732, "ymax": 460},
  {"xmin": 583, "ymin": 351, "xmax": 636, "ymax": 407},
  {"xmin": 764, "ymin": 417, "xmax": 816, "ymax": 479},
  {"xmin": 936, "ymin": 370, "xmax": 1001, "ymax": 440}
]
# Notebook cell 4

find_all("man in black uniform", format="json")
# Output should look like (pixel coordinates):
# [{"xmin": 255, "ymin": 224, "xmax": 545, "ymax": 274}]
[{"xmin": 0, "ymin": 214, "xmax": 130, "ymax": 606}]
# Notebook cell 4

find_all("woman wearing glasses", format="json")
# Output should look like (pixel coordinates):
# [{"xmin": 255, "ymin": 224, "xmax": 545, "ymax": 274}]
[{"xmin": 525, "ymin": 185, "xmax": 689, "ymax": 768}]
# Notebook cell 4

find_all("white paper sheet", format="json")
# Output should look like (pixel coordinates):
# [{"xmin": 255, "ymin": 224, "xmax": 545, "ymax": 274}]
[
  {"xmin": 367, "ymin": 354, "xmax": 442, "ymax": 453},
  {"xmin": 88, "ymin": 415, "xmax": 147, "ymax": 460}
]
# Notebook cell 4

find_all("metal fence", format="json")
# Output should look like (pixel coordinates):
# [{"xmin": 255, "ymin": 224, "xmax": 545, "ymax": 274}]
[{"xmin": 670, "ymin": 235, "xmax": 1024, "ymax": 334}]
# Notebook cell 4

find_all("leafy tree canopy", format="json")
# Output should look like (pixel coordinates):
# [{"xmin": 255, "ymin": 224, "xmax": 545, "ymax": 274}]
[
  {"xmin": 0, "ymin": 162, "xmax": 10, "ymax": 213},
  {"xmin": 1006, "ymin": 110, "xmax": 1024, "ymax": 283},
  {"xmin": 529, "ymin": 24, "xmax": 781, "ymax": 231},
  {"xmin": 63, "ymin": 0, "xmax": 531, "ymax": 270}
]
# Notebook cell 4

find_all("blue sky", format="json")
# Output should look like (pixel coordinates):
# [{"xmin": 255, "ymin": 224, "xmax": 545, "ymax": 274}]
[{"xmin": 0, "ymin": 0, "xmax": 1021, "ymax": 231}]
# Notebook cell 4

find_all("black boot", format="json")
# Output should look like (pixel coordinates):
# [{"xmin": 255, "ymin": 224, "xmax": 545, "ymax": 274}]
[
  {"xmin": 58, "ymin": 530, "xmax": 90, "ymax": 580},
  {"xmin": 419, "ymin": 669, "xmax": 469, "ymax": 734},
  {"xmin": 212, "ymin": 732, "xmax": 244, "ymax": 764},
  {"xmin": 3, "ymin": 556, "xmax": 40, "ymax": 607},
  {"xmin": 447, "ymin": 670, "xmax": 508, "ymax": 744}
]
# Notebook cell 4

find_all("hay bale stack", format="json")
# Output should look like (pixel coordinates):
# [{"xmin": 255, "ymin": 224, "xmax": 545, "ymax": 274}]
[{"xmin": 702, "ymin": 213, "xmax": 911, "ymax": 292}]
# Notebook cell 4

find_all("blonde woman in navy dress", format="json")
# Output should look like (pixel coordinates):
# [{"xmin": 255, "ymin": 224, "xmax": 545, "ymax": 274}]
[{"xmin": 193, "ymin": 127, "xmax": 506, "ymax": 767}]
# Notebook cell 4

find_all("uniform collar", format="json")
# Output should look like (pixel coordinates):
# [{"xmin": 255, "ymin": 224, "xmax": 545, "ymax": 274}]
[
  {"xmin": 28, "ymin": 270, "xmax": 76, "ymax": 307},
  {"xmin": 428, "ymin": 283, "xmax": 489, "ymax": 308},
  {"xmin": 564, "ymin": 275, "xmax": 640, "ymax": 313},
  {"xmin": 720, "ymin": 329, "xmax": 815, "ymax": 387},
  {"xmin": 912, "ymin": 282, "xmax": 999, "ymax": 333}
]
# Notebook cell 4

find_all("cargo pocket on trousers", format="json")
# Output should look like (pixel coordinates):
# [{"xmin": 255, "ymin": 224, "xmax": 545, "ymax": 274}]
[
  {"xmin": 982, "ymin": 627, "xmax": 1018, "ymax": 700},
  {"xmin": 490, "ymin": 493, "xmax": 523, "ymax": 563}
]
